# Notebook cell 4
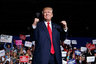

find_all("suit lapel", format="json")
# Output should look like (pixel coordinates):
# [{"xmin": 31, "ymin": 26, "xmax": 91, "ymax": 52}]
[
  {"xmin": 52, "ymin": 23, "xmax": 56, "ymax": 34},
  {"xmin": 41, "ymin": 21, "xmax": 56, "ymax": 43},
  {"xmin": 52, "ymin": 23, "xmax": 56, "ymax": 44},
  {"xmin": 41, "ymin": 21, "xmax": 51, "ymax": 41}
]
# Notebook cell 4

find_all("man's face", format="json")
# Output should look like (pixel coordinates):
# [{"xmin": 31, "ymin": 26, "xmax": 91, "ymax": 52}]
[{"xmin": 43, "ymin": 8, "xmax": 53, "ymax": 21}]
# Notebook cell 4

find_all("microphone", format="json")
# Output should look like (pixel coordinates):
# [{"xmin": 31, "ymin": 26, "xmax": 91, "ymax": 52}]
[{"xmin": 36, "ymin": 12, "xmax": 40, "ymax": 18}]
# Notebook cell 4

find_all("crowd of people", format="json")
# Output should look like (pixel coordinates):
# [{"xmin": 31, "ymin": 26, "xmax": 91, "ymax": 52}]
[
  {"xmin": 61, "ymin": 42, "xmax": 96, "ymax": 64},
  {"xmin": 0, "ymin": 35, "xmax": 96, "ymax": 64},
  {"xmin": 0, "ymin": 35, "xmax": 35, "ymax": 64}
]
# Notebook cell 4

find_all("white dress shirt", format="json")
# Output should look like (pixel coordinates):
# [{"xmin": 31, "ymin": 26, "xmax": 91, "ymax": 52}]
[{"xmin": 44, "ymin": 21, "xmax": 52, "ymax": 30}]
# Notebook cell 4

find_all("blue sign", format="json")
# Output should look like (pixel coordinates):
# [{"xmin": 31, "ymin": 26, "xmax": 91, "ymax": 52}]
[
  {"xmin": 67, "ymin": 59, "xmax": 77, "ymax": 64},
  {"xmin": 75, "ymin": 50, "xmax": 81, "ymax": 56}
]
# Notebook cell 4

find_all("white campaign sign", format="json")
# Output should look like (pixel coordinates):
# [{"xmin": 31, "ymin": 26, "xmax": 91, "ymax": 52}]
[
  {"xmin": 92, "ymin": 39, "xmax": 96, "ymax": 44},
  {"xmin": 25, "ymin": 41, "xmax": 32, "ymax": 47},
  {"xmin": 81, "ymin": 47, "xmax": 87, "ymax": 52},
  {"xmin": 62, "ymin": 60, "xmax": 67, "ymax": 64},
  {"xmin": 0, "ymin": 35, "xmax": 13, "ymax": 43},
  {"xmin": 72, "ymin": 40, "xmax": 77, "ymax": 44},
  {"xmin": 64, "ymin": 39, "xmax": 71, "ymax": 45},
  {"xmin": 87, "ymin": 56, "xmax": 95, "ymax": 62},
  {"xmin": 0, "ymin": 50, "xmax": 5, "ymax": 57},
  {"xmin": 62, "ymin": 51, "xmax": 67, "ymax": 57},
  {"xmin": 25, "ymin": 35, "xmax": 30, "ymax": 37}
]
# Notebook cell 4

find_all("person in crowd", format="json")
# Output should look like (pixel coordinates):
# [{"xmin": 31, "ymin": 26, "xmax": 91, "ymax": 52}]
[{"xmin": 4, "ymin": 43, "xmax": 13, "ymax": 53}]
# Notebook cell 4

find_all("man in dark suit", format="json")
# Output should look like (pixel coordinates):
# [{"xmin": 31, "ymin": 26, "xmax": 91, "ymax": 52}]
[{"xmin": 32, "ymin": 7, "xmax": 68, "ymax": 64}]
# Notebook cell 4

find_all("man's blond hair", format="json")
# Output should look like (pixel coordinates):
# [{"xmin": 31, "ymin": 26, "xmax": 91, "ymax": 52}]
[{"xmin": 42, "ymin": 7, "xmax": 53, "ymax": 14}]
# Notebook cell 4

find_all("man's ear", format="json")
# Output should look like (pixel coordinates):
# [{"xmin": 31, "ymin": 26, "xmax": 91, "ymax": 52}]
[{"xmin": 52, "ymin": 13, "xmax": 53, "ymax": 18}]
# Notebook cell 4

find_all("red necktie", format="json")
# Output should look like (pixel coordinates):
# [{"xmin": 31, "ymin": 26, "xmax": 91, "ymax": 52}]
[{"xmin": 47, "ymin": 22, "xmax": 55, "ymax": 54}]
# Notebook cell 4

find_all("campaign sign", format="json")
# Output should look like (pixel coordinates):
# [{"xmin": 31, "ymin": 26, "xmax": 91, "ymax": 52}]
[
  {"xmin": 25, "ymin": 41, "xmax": 32, "ymax": 47},
  {"xmin": 62, "ymin": 60, "xmax": 67, "ymax": 64},
  {"xmin": 20, "ymin": 56, "xmax": 29, "ymax": 62},
  {"xmin": 87, "ymin": 56, "xmax": 95, "ymax": 62},
  {"xmin": 64, "ymin": 39, "xmax": 71, "ymax": 45},
  {"xmin": 86, "ymin": 43, "xmax": 91, "ymax": 49},
  {"xmin": 20, "ymin": 34, "xmax": 26, "ymax": 40},
  {"xmin": 0, "ymin": 35, "xmax": 13, "ymax": 43},
  {"xmin": 0, "ymin": 50, "xmax": 5, "ymax": 57},
  {"xmin": 92, "ymin": 39, "xmax": 96, "ymax": 44},
  {"xmin": 62, "ymin": 51, "xmax": 67, "ymax": 57},
  {"xmin": 25, "ymin": 35, "xmax": 30, "ymax": 37},
  {"xmin": 72, "ymin": 40, "xmax": 77, "ymax": 44},
  {"xmin": 67, "ymin": 59, "xmax": 76, "ymax": 64},
  {"xmin": 89, "ymin": 44, "xmax": 95, "ymax": 50},
  {"xmin": 75, "ymin": 50, "xmax": 81, "ymax": 56},
  {"xmin": 81, "ymin": 47, "xmax": 87, "ymax": 52},
  {"xmin": 15, "ymin": 40, "xmax": 22, "ymax": 45}
]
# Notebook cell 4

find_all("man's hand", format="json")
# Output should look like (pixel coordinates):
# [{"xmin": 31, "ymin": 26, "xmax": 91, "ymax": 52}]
[
  {"xmin": 32, "ymin": 18, "xmax": 39, "ymax": 26},
  {"xmin": 61, "ymin": 20, "xmax": 68, "ymax": 30}
]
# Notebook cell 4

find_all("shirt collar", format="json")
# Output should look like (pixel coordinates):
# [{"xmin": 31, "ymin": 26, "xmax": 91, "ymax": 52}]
[
  {"xmin": 44, "ymin": 21, "xmax": 52, "ymax": 25},
  {"xmin": 44, "ymin": 21, "xmax": 52, "ymax": 30}
]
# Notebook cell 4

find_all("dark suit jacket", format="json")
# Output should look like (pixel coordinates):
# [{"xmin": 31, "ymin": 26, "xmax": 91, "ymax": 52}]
[{"xmin": 32, "ymin": 21, "xmax": 67, "ymax": 64}]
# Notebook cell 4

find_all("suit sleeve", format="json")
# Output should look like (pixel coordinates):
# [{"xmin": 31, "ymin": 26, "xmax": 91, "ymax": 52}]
[
  {"xmin": 57, "ymin": 24, "xmax": 68, "ymax": 42},
  {"xmin": 30, "ymin": 23, "xmax": 39, "ymax": 42},
  {"xmin": 60, "ymin": 28, "xmax": 67, "ymax": 42}
]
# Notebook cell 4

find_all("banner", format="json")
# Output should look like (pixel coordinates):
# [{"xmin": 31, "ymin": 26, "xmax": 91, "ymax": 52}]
[
  {"xmin": 0, "ymin": 34, "xmax": 13, "ymax": 43},
  {"xmin": 15, "ymin": 40, "xmax": 22, "ymax": 45},
  {"xmin": 25, "ymin": 41, "xmax": 32, "ymax": 47},
  {"xmin": 0, "ymin": 50, "xmax": 5, "ymax": 57},
  {"xmin": 20, "ymin": 56, "xmax": 29, "ymax": 62}
]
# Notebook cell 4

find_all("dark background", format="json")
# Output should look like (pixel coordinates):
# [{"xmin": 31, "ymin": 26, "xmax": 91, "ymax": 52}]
[{"xmin": 0, "ymin": 0, "xmax": 96, "ymax": 37}]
